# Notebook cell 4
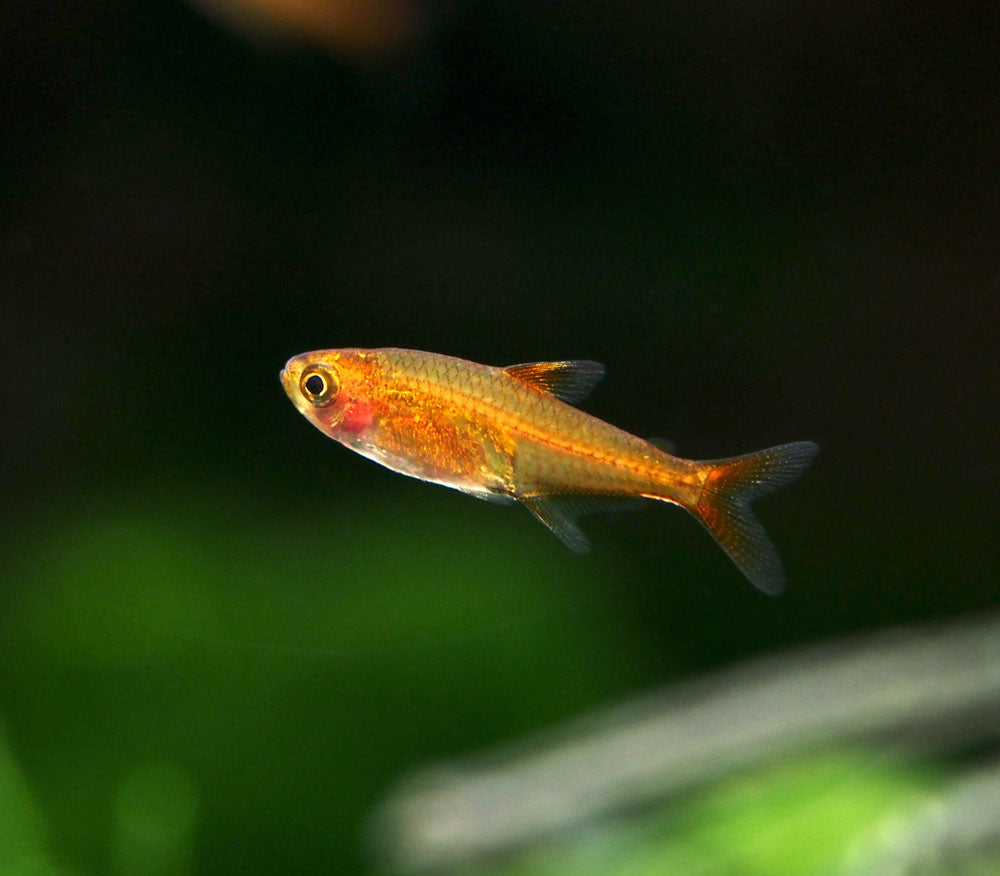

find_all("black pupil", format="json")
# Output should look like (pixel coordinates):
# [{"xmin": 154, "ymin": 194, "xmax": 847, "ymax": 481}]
[{"xmin": 304, "ymin": 374, "xmax": 326, "ymax": 397}]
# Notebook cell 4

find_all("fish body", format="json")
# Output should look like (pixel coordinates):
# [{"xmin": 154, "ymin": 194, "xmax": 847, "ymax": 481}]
[{"xmin": 281, "ymin": 348, "xmax": 817, "ymax": 594}]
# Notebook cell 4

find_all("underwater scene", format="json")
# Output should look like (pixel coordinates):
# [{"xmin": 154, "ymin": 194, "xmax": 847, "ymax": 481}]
[{"xmin": 1, "ymin": 2, "xmax": 998, "ymax": 874}]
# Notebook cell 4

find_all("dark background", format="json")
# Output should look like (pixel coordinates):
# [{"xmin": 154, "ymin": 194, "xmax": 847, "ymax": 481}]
[{"xmin": 1, "ymin": 1, "xmax": 998, "ymax": 873}]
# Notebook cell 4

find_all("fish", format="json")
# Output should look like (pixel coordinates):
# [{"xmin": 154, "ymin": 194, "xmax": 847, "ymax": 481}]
[{"xmin": 280, "ymin": 348, "xmax": 818, "ymax": 594}]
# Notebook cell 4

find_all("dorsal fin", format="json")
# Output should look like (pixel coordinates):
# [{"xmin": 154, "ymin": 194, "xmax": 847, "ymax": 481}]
[{"xmin": 503, "ymin": 360, "xmax": 605, "ymax": 404}]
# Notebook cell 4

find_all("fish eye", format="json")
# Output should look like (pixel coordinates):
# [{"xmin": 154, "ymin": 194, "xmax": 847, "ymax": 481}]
[
  {"xmin": 300, "ymin": 366, "xmax": 339, "ymax": 407},
  {"xmin": 304, "ymin": 373, "xmax": 325, "ymax": 396}
]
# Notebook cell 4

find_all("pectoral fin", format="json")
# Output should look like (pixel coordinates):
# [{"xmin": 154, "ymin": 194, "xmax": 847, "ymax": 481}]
[{"xmin": 503, "ymin": 360, "xmax": 606, "ymax": 404}]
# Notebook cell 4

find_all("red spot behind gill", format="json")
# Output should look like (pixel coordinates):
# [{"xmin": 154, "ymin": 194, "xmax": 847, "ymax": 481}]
[{"xmin": 340, "ymin": 399, "xmax": 373, "ymax": 433}]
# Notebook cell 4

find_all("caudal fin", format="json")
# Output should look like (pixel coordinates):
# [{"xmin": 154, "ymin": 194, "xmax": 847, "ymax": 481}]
[{"xmin": 690, "ymin": 441, "xmax": 818, "ymax": 595}]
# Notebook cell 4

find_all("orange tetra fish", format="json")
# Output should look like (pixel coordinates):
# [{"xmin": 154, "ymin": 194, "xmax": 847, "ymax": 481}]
[{"xmin": 281, "ymin": 348, "xmax": 817, "ymax": 594}]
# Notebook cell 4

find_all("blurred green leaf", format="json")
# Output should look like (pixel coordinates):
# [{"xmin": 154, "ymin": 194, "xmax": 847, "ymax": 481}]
[
  {"xmin": 0, "ymin": 723, "xmax": 70, "ymax": 876},
  {"xmin": 451, "ymin": 750, "xmax": 937, "ymax": 876},
  {"xmin": 1, "ymin": 487, "xmax": 641, "ymax": 874},
  {"xmin": 112, "ymin": 761, "xmax": 198, "ymax": 876},
  {"xmin": 678, "ymin": 750, "xmax": 935, "ymax": 875}
]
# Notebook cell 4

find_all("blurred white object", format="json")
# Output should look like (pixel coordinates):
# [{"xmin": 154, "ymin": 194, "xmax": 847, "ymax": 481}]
[{"xmin": 370, "ymin": 612, "xmax": 1000, "ymax": 871}]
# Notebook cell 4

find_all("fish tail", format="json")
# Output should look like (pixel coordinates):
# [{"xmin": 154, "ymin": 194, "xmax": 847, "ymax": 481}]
[{"xmin": 688, "ymin": 441, "xmax": 818, "ymax": 595}]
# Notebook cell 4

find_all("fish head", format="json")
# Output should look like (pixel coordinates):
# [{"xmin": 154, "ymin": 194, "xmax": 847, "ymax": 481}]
[{"xmin": 281, "ymin": 348, "xmax": 381, "ymax": 439}]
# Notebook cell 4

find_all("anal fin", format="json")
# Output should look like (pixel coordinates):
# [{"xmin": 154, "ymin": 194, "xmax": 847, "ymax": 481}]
[
  {"xmin": 520, "ymin": 493, "xmax": 648, "ymax": 553},
  {"xmin": 647, "ymin": 436, "xmax": 677, "ymax": 455}
]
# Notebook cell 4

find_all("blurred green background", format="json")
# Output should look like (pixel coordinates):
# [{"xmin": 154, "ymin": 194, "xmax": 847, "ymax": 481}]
[{"xmin": 1, "ymin": 1, "xmax": 998, "ymax": 873}]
